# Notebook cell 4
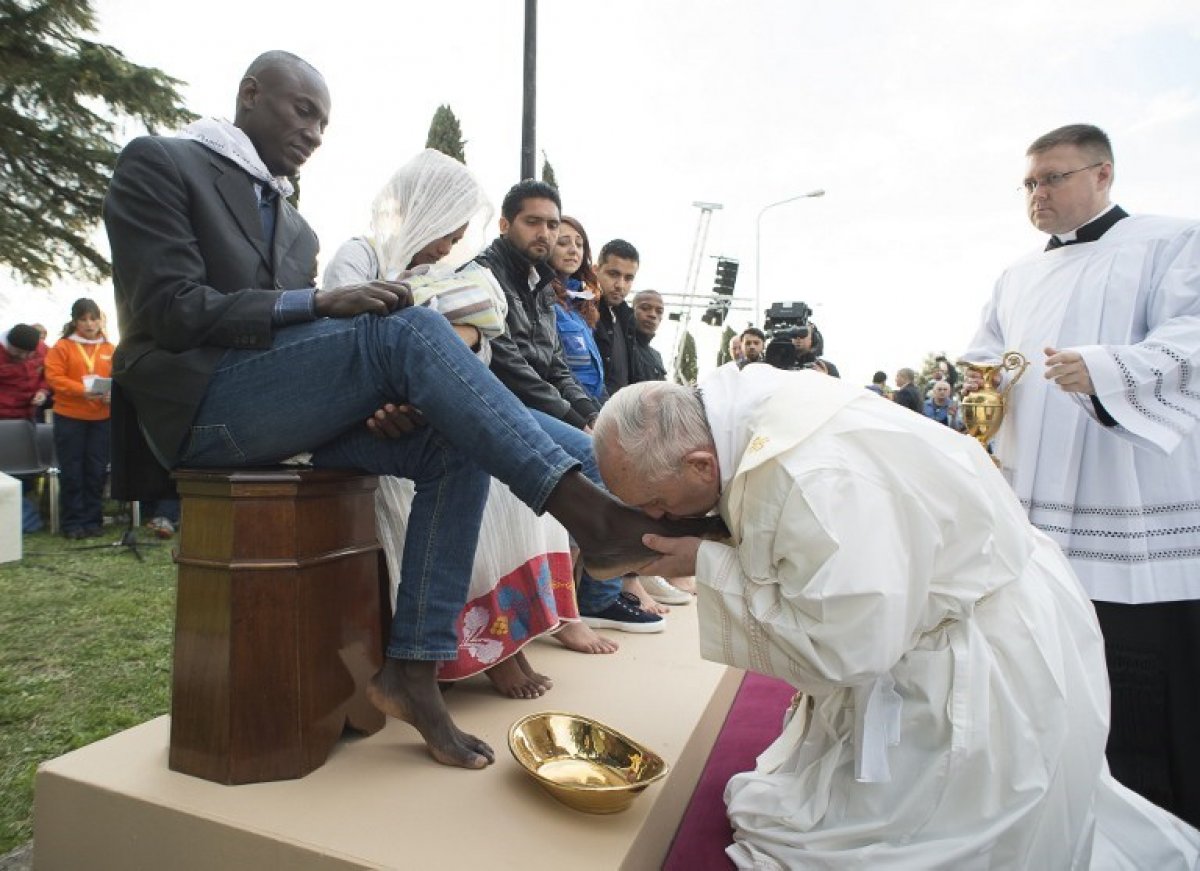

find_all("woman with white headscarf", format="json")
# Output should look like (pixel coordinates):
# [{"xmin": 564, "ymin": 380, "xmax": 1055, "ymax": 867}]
[{"xmin": 324, "ymin": 148, "xmax": 580, "ymax": 699}]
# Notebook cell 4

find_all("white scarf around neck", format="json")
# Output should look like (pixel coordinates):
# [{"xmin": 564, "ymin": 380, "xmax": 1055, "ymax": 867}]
[{"xmin": 181, "ymin": 117, "xmax": 295, "ymax": 198}]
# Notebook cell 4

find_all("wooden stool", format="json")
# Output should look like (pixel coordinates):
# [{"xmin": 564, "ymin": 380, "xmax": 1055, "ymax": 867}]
[{"xmin": 169, "ymin": 468, "xmax": 388, "ymax": 785}]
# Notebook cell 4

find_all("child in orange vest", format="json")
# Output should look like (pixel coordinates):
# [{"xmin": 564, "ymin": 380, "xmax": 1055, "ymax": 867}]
[{"xmin": 44, "ymin": 298, "xmax": 115, "ymax": 539}]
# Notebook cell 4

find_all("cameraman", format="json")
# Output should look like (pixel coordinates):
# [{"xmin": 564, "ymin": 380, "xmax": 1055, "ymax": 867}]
[{"xmin": 791, "ymin": 322, "xmax": 840, "ymax": 377}]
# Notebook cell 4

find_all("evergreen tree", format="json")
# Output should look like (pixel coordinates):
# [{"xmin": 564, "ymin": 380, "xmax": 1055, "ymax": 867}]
[
  {"xmin": 0, "ymin": 0, "xmax": 195, "ymax": 286},
  {"xmin": 716, "ymin": 325, "xmax": 736, "ymax": 366},
  {"xmin": 541, "ymin": 150, "xmax": 558, "ymax": 189},
  {"xmin": 675, "ymin": 331, "xmax": 699, "ymax": 385},
  {"xmin": 917, "ymin": 351, "xmax": 959, "ymax": 397},
  {"xmin": 425, "ymin": 104, "xmax": 466, "ymax": 162}
]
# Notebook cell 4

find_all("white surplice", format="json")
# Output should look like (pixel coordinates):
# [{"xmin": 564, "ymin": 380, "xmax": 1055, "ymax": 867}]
[
  {"xmin": 962, "ymin": 214, "xmax": 1200, "ymax": 604},
  {"xmin": 694, "ymin": 364, "xmax": 1199, "ymax": 870}
]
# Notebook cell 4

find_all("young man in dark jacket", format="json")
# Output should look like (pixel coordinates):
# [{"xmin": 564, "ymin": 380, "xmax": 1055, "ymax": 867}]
[
  {"xmin": 473, "ymin": 181, "xmax": 600, "ymax": 430},
  {"xmin": 474, "ymin": 185, "xmax": 664, "ymax": 634},
  {"xmin": 629, "ymin": 289, "xmax": 667, "ymax": 383},
  {"xmin": 592, "ymin": 239, "xmax": 640, "ymax": 396}
]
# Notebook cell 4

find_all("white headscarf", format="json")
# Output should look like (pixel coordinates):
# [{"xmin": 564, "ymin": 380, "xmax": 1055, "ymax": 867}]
[{"xmin": 370, "ymin": 149, "xmax": 492, "ymax": 278}]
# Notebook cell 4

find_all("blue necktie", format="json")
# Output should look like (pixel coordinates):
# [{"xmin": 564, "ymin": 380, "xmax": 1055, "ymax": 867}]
[{"xmin": 259, "ymin": 186, "xmax": 277, "ymax": 246}]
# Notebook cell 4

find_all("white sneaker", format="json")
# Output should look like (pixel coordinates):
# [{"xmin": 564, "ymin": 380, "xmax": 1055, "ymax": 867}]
[{"xmin": 641, "ymin": 575, "xmax": 692, "ymax": 606}]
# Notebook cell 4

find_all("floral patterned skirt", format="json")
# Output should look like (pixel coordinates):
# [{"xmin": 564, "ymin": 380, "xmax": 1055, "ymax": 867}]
[{"xmin": 375, "ymin": 476, "xmax": 579, "ymax": 680}]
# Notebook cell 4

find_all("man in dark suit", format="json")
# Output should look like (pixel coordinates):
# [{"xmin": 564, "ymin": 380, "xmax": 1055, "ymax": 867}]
[
  {"xmin": 103, "ymin": 50, "xmax": 718, "ymax": 770},
  {"xmin": 892, "ymin": 367, "xmax": 922, "ymax": 413}
]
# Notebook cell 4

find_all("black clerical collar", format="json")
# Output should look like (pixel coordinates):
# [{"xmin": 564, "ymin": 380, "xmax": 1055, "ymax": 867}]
[{"xmin": 1045, "ymin": 205, "xmax": 1129, "ymax": 251}]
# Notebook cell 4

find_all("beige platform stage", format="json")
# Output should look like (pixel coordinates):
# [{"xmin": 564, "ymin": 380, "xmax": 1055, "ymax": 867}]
[{"xmin": 34, "ymin": 604, "xmax": 741, "ymax": 870}]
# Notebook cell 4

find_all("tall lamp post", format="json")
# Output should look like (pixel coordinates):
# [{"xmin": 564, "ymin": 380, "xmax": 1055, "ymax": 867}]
[
  {"xmin": 520, "ymin": 0, "xmax": 537, "ymax": 179},
  {"xmin": 754, "ymin": 189, "xmax": 825, "ymax": 324}
]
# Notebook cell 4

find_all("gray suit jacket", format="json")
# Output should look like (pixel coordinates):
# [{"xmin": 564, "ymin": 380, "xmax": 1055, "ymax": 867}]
[{"xmin": 103, "ymin": 136, "xmax": 320, "ymax": 494}]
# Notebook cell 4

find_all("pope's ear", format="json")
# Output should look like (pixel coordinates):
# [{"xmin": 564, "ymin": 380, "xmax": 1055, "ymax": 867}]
[{"xmin": 683, "ymin": 450, "xmax": 719, "ymax": 482}]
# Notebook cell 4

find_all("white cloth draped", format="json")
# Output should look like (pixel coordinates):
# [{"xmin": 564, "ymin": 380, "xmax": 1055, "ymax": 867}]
[
  {"xmin": 962, "ymin": 214, "xmax": 1200, "ymax": 603},
  {"xmin": 180, "ymin": 117, "xmax": 295, "ymax": 198},
  {"xmin": 692, "ymin": 365, "xmax": 1199, "ymax": 870},
  {"xmin": 365, "ymin": 148, "xmax": 492, "ymax": 278}
]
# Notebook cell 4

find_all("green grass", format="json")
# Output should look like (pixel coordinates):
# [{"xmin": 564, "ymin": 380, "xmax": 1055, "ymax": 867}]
[{"xmin": 0, "ymin": 522, "xmax": 176, "ymax": 854}]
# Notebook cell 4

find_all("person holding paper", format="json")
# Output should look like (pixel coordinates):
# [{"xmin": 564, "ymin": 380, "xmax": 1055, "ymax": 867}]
[{"xmin": 44, "ymin": 298, "xmax": 114, "ymax": 539}]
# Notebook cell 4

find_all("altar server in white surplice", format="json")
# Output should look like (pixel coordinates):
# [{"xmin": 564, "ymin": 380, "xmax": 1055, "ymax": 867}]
[
  {"xmin": 962, "ymin": 123, "xmax": 1200, "ymax": 827},
  {"xmin": 593, "ymin": 367, "xmax": 1200, "ymax": 870}
]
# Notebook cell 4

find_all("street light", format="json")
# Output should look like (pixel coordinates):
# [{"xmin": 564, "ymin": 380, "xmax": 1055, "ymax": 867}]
[{"xmin": 754, "ymin": 189, "xmax": 825, "ymax": 325}]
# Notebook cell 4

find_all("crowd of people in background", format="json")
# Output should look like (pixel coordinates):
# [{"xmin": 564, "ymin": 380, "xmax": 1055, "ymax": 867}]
[
  {"xmin": 1, "ymin": 303, "xmax": 178, "ymax": 539},
  {"xmin": 861, "ymin": 354, "xmax": 977, "ymax": 432}
]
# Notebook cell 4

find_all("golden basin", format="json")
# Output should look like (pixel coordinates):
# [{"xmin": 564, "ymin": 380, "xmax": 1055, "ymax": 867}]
[{"xmin": 508, "ymin": 711, "xmax": 669, "ymax": 814}]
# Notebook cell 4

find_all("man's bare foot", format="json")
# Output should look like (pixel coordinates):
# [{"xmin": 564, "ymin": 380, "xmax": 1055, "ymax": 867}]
[
  {"xmin": 623, "ymin": 576, "xmax": 669, "ymax": 615},
  {"xmin": 554, "ymin": 620, "xmax": 619, "ymax": 654},
  {"xmin": 485, "ymin": 652, "xmax": 551, "ymax": 699},
  {"xmin": 543, "ymin": 473, "xmax": 730, "ymax": 577},
  {"xmin": 367, "ymin": 658, "xmax": 494, "ymax": 769}
]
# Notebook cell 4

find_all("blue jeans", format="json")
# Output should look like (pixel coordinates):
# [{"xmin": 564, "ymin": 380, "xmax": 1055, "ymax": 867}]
[
  {"xmin": 178, "ymin": 307, "xmax": 579, "ymax": 660},
  {"xmin": 143, "ymin": 498, "xmax": 181, "ymax": 524},
  {"xmin": 54, "ymin": 415, "xmax": 110, "ymax": 533},
  {"xmin": 527, "ymin": 411, "xmax": 622, "ymax": 615}
]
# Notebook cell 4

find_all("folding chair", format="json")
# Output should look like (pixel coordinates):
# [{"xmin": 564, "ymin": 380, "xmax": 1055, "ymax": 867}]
[{"xmin": 0, "ymin": 419, "xmax": 56, "ymax": 533}]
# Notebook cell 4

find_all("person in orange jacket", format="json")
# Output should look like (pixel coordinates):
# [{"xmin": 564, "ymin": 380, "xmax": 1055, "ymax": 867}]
[{"xmin": 44, "ymin": 298, "xmax": 114, "ymax": 539}]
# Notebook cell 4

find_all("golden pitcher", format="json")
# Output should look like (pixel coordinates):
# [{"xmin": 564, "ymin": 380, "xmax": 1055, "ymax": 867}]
[{"xmin": 956, "ymin": 351, "xmax": 1029, "ymax": 462}]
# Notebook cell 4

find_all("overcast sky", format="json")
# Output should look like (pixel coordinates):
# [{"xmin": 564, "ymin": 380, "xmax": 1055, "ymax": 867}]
[{"xmin": 4, "ymin": 0, "xmax": 1200, "ymax": 386}]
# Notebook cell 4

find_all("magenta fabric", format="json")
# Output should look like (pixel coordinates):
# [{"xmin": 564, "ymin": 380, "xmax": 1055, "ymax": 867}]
[{"xmin": 663, "ymin": 672, "xmax": 795, "ymax": 870}]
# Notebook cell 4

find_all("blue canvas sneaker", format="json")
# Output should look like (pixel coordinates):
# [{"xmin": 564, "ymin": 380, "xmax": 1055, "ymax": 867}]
[{"xmin": 581, "ymin": 591, "xmax": 666, "ymax": 634}]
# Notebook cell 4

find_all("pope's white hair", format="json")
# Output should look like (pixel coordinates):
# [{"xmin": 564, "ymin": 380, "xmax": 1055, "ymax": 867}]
[{"xmin": 593, "ymin": 381, "xmax": 713, "ymax": 483}]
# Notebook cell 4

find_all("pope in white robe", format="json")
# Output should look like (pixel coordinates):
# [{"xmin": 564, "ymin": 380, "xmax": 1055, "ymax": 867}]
[{"xmin": 593, "ymin": 366, "xmax": 1199, "ymax": 870}]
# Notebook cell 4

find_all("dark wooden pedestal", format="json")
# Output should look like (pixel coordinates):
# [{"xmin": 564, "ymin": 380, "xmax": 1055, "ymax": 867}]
[{"xmin": 169, "ymin": 468, "xmax": 388, "ymax": 785}]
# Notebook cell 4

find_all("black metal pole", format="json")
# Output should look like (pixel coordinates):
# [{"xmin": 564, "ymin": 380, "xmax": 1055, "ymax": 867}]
[{"xmin": 521, "ymin": 0, "xmax": 537, "ymax": 180}]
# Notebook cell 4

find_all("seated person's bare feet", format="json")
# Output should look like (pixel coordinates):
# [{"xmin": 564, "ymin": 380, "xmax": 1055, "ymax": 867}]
[
  {"xmin": 623, "ymin": 575, "xmax": 670, "ymax": 615},
  {"xmin": 485, "ymin": 651, "xmax": 552, "ymax": 699},
  {"xmin": 367, "ymin": 658, "xmax": 494, "ymax": 769},
  {"xmin": 516, "ymin": 650, "xmax": 553, "ymax": 689},
  {"xmin": 553, "ymin": 620, "xmax": 619, "ymax": 654}
]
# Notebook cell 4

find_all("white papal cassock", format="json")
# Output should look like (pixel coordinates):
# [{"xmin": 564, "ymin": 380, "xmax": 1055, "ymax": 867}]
[
  {"xmin": 694, "ymin": 364, "xmax": 1199, "ymax": 870},
  {"xmin": 962, "ymin": 214, "xmax": 1200, "ymax": 605}
]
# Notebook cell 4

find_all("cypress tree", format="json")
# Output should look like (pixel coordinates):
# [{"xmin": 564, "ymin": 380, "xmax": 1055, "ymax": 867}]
[
  {"xmin": 676, "ymin": 331, "xmax": 699, "ymax": 385},
  {"xmin": 541, "ymin": 151, "xmax": 558, "ymax": 189},
  {"xmin": 716, "ymin": 325, "xmax": 736, "ymax": 366},
  {"xmin": 425, "ymin": 104, "xmax": 466, "ymax": 162}
]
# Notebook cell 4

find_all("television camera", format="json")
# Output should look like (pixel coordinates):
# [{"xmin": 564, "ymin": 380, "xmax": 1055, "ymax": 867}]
[{"xmin": 762, "ymin": 301, "xmax": 818, "ymax": 370}]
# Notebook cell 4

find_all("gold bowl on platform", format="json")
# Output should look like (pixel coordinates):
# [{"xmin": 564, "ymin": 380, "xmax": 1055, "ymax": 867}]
[{"xmin": 508, "ymin": 711, "xmax": 669, "ymax": 814}]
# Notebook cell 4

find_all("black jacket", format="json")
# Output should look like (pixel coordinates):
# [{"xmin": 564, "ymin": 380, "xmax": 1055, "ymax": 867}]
[
  {"xmin": 473, "ymin": 238, "xmax": 599, "ymax": 428},
  {"xmin": 630, "ymin": 331, "xmax": 666, "ymax": 383},
  {"xmin": 594, "ymin": 299, "xmax": 637, "ymax": 396},
  {"xmin": 893, "ymin": 382, "xmax": 922, "ymax": 412},
  {"xmin": 104, "ymin": 136, "xmax": 320, "ymax": 499}
]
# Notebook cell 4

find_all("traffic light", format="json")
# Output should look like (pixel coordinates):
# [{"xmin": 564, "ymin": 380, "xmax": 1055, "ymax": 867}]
[
  {"xmin": 712, "ymin": 258, "xmax": 739, "ymax": 297},
  {"xmin": 702, "ymin": 258, "xmax": 739, "ymax": 326}
]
